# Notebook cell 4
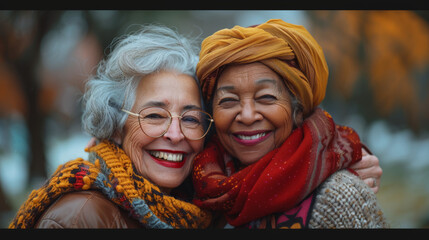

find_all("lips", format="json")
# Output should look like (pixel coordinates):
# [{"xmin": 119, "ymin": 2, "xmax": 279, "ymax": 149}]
[
  {"xmin": 232, "ymin": 130, "xmax": 272, "ymax": 146},
  {"xmin": 147, "ymin": 149, "xmax": 187, "ymax": 168}
]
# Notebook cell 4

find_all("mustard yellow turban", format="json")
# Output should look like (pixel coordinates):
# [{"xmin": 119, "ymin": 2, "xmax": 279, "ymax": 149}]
[{"xmin": 196, "ymin": 19, "xmax": 329, "ymax": 117}]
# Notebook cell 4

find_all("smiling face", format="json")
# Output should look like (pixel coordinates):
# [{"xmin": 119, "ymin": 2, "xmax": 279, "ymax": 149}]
[
  {"xmin": 212, "ymin": 62, "xmax": 298, "ymax": 166},
  {"xmin": 120, "ymin": 71, "xmax": 204, "ymax": 193}
]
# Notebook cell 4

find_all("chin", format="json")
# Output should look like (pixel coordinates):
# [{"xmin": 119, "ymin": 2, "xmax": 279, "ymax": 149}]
[
  {"xmin": 154, "ymin": 174, "xmax": 187, "ymax": 190},
  {"xmin": 159, "ymin": 182, "xmax": 181, "ymax": 190},
  {"xmin": 237, "ymin": 154, "xmax": 263, "ymax": 166}
]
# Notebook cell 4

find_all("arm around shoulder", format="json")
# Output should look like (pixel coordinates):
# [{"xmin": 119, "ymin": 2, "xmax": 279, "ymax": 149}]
[{"xmin": 308, "ymin": 170, "xmax": 389, "ymax": 228}]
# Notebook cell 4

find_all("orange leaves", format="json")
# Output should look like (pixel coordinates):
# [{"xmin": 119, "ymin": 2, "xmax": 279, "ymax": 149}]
[
  {"xmin": 364, "ymin": 11, "xmax": 428, "ymax": 128},
  {"xmin": 308, "ymin": 10, "xmax": 429, "ymax": 131}
]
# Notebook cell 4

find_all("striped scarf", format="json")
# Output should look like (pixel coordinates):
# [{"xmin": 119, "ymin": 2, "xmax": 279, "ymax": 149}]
[
  {"xmin": 9, "ymin": 140, "xmax": 211, "ymax": 229},
  {"xmin": 192, "ymin": 108, "xmax": 362, "ymax": 227}
]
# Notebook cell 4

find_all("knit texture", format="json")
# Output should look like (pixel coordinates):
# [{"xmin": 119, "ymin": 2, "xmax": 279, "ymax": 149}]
[
  {"xmin": 308, "ymin": 170, "xmax": 389, "ymax": 228},
  {"xmin": 9, "ymin": 140, "xmax": 211, "ymax": 229}
]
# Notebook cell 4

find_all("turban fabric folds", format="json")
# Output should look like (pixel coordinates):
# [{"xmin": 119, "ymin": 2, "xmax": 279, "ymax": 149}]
[{"xmin": 196, "ymin": 19, "xmax": 329, "ymax": 117}]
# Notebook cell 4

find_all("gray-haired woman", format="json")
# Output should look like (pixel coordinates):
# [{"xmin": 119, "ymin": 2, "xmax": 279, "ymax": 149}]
[{"xmin": 9, "ymin": 25, "xmax": 213, "ymax": 229}]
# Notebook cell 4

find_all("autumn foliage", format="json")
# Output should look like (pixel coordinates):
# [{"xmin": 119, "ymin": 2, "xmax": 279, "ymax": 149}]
[{"xmin": 307, "ymin": 10, "xmax": 429, "ymax": 132}]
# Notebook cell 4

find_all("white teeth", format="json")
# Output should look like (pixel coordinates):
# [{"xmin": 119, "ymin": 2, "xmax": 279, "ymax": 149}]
[
  {"xmin": 149, "ymin": 151, "xmax": 184, "ymax": 162},
  {"xmin": 237, "ymin": 132, "xmax": 266, "ymax": 140}
]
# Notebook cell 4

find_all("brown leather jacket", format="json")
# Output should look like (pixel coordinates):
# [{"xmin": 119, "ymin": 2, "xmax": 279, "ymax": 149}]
[{"xmin": 35, "ymin": 191, "xmax": 141, "ymax": 228}]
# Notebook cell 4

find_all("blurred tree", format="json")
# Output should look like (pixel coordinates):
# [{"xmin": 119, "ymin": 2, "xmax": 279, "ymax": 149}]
[
  {"xmin": 0, "ymin": 11, "xmax": 64, "ymax": 185},
  {"xmin": 306, "ymin": 10, "xmax": 429, "ymax": 133},
  {"xmin": 0, "ymin": 11, "xmax": 137, "ymax": 201},
  {"xmin": 0, "ymin": 183, "xmax": 10, "ymax": 213}
]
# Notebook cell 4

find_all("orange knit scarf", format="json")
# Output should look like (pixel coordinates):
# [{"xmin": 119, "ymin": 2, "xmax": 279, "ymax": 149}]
[{"xmin": 9, "ymin": 140, "xmax": 211, "ymax": 229}]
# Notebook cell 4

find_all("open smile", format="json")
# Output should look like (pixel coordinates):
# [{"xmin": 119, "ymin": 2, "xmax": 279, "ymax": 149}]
[
  {"xmin": 147, "ymin": 149, "xmax": 187, "ymax": 168},
  {"xmin": 232, "ymin": 130, "xmax": 272, "ymax": 146}
]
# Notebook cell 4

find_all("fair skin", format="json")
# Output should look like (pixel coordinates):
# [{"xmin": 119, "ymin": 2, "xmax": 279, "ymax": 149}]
[
  {"xmin": 212, "ymin": 62, "xmax": 382, "ymax": 192},
  {"xmin": 115, "ymin": 70, "xmax": 204, "ymax": 194}
]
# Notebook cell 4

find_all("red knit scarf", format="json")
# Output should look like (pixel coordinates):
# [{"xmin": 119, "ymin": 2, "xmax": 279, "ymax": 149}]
[{"xmin": 192, "ymin": 108, "xmax": 362, "ymax": 226}]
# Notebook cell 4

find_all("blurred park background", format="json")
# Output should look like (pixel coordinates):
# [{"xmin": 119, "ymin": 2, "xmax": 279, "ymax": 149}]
[{"xmin": 0, "ymin": 10, "xmax": 428, "ymax": 228}]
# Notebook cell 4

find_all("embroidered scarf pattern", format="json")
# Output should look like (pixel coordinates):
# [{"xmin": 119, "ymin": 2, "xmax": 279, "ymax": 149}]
[
  {"xmin": 9, "ymin": 141, "xmax": 211, "ymax": 229},
  {"xmin": 192, "ymin": 108, "xmax": 362, "ymax": 227},
  {"xmin": 241, "ymin": 193, "xmax": 316, "ymax": 229}
]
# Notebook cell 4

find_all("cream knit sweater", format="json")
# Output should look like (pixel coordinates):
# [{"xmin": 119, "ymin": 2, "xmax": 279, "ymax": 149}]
[{"xmin": 308, "ymin": 169, "xmax": 389, "ymax": 228}]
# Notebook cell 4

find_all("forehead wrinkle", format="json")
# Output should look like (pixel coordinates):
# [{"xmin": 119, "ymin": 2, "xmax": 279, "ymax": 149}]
[{"xmin": 216, "ymin": 78, "xmax": 281, "ymax": 92}]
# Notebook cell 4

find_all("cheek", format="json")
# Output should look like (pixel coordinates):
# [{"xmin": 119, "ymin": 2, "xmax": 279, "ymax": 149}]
[
  {"xmin": 186, "ymin": 139, "xmax": 205, "ymax": 175},
  {"xmin": 190, "ymin": 139, "xmax": 204, "ymax": 155},
  {"xmin": 123, "ymin": 121, "xmax": 144, "ymax": 145},
  {"xmin": 268, "ymin": 105, "xmax": 294, "ymax": 147},
  {"xmin": 122, "ymin": 121, "xmax": 152, "ymax": 167},
  {"xmin": 212, "ymin": 107, "xmax": 235, "ymax": 133},
  {"xmin": 212, "ymin": 107, "xmax": 236, "ymax": 153}
]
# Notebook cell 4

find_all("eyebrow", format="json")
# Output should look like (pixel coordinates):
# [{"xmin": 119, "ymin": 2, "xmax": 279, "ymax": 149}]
[
  {"xmin": 142, "ymin": 101, "xmax": 167, "ymax": 108},
  {"xmin": 141, "ymin": 101, "xmax": 201, "ymax": 111},
  {"xmin": 215, "ymin": 85, "xmax": 235, "ymax": 94},
  {"xmin": 183, "ymin": 105, "xmax": 201, "ymax": 111},
  {"xmin": 256, "ymin": 79, "xmax": 278, "ymax": 86}
]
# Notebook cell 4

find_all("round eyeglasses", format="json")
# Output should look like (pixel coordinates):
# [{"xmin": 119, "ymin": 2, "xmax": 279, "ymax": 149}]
[{"xmin": 121, "ymin": 107, "xmax": 214, "ymax": 140}]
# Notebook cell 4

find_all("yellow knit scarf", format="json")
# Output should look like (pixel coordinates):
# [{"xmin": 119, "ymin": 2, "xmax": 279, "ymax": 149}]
[{"xmin": 9, "ymin": 140, "xmax": 212, "ymax": 229}]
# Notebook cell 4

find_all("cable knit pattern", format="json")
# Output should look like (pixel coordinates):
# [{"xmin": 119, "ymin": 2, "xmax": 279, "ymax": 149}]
[{"xmin": 308, "ymin": 170, "xmax": 389, "ymax": 228}]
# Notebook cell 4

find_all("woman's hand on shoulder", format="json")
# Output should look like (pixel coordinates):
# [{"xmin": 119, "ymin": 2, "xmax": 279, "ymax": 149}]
[{"xmin": 349, "ymin": 147, "xmax": 383, "ymax": 194}]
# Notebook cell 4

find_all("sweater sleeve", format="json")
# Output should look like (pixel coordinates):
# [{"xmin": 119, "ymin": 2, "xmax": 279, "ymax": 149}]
[{"xmin": 308, "ymin": 170, "xmax": 389, "ymax": 228}]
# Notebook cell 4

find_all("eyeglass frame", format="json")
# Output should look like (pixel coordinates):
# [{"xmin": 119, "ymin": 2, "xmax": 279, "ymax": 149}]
[{"xmin": 121, "ymin": 107, "xmax": 214, "ymax": 140}]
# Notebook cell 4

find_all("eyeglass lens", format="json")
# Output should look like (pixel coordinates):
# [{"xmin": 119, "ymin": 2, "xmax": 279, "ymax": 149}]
[{"xmin": 138, "ymin": 107, "xmax": 212, "ymax": 140}]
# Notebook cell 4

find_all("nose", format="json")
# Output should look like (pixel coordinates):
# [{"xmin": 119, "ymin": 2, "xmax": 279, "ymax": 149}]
[
  {"xmin": 163, "ymin": 117, "xmax": 185, "ymax": 143},
  {"xmin": 236, "ymin": 100, "xmax": 263, "ymax": 125}
]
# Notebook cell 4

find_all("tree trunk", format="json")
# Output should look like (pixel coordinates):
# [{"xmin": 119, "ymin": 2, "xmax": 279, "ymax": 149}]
[
  {"xmin": 12, "ymin": 11, "xmax": 63, "ymax": 185},
  {"xmin": 0, "ymin": 183, "xmax": 11, "ymax": 212}
]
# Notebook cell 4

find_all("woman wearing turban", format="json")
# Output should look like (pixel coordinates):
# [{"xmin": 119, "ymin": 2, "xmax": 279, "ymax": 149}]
[{"xmin": 192, "ymin": 19, "xmax": 388, "ymax": 228}]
